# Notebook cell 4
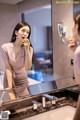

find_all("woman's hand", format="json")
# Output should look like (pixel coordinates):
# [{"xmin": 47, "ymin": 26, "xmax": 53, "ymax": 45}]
[
  {"xmin": 22, "ymin": 39, "xmax": 30, "ymax": 49},
  {"xmin": 5, "ymin": 87, "xmax": 16, "ymax": 100},
  {"xmin": 68, "ymin": 36, "xmax": 77, "ymax": 51}
]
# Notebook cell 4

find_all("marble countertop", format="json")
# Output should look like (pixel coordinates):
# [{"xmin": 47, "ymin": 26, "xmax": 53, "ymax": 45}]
[
  {"xmin": 9, "ymin": 98, "xmax": 77, "ymax": 120},
  {"xmin": 8, "ymin": 87, "xmax": 79, "ymax": 120}
]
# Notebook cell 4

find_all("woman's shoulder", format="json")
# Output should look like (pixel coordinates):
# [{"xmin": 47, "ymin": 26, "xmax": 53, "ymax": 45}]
[
  {"xmin": 1, "ymin": 43, "xmax": 13, "ymax": 49},
  {"xmin": 74, "ymin": 46, "xmax": 80, "ymax": 56}
]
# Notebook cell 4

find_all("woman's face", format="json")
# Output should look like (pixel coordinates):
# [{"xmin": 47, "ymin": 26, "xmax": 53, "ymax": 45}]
[{"xmin": 15, "ymin": 25, "xmax": 30, "ymax": 44}]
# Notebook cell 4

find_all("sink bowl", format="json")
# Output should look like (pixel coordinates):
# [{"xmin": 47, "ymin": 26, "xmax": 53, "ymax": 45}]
[{"xmin": 23, "ymin": 105, "xmax": 76, "ymax": 120}]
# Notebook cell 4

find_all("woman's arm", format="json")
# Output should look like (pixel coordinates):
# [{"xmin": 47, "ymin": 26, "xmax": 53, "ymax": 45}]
[
  {"xmin": 24, "ymin": 46, "xmax": 33, "ymax": 70},
  {"xmin": 68, "ymin": 36, "xmax": 77, "ymax": 51},
  {"xmin": 4, "ymin": 59, "xmax": 16, "ymax": 100},
  {"xmin": 4, "ymin": 59, "xmax": 13, "ymax": 88},
  {"xmin": 22, "ymin": 38, "xmax": 33, "ymax": 70}
]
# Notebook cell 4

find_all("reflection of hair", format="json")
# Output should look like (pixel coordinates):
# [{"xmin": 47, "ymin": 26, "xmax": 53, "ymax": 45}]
[
  {"xmin": 11, "ymin": 22, "xmax": 33, "ymax": 47},
  {"xmin": 11, "ymin": 22, "xmax": 35, "ymax": 64},
  {"xmin": 74, "ymin": 13, "xmax": 80, "ymax": 34},
  {"xmin": 11, "ymin": 22, "xmax": 31, "ymax": 42}
]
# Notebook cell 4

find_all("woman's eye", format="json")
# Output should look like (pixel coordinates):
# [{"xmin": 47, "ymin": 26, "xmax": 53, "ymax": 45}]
[
  {"xmin": 22, "ymin": 29, "xmax": 29, "ymax": 34},
  {"xmin": 22, "ymin": 29, "xmax": 26, "ymax": 32},
  {"xmin": 27, "ymin": 31, "xmax": 29, "ymax": 34}
]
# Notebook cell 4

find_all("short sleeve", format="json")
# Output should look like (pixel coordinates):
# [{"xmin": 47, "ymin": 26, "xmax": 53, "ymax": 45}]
[{"xmin": 0, "ymin": 44, "xmax": 9, "ymax": 60}]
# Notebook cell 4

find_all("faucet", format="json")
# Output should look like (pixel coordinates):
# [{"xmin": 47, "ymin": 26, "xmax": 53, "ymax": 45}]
[
  {"xmin": 32, "ymin": 100, "xmax": 40, "ymax": 110},
  {"xmin": 42, "ymin": 94, "xmax": 58, "ymax": 108}
]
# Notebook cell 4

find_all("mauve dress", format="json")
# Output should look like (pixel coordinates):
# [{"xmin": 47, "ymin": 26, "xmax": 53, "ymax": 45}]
[
  {"xmin": 74, "ymin": 46, "xmax": 80, "ymax": 85},
  {"xmin": 1, "ymin": 43, "xmax": 32, "ymax": 98}
]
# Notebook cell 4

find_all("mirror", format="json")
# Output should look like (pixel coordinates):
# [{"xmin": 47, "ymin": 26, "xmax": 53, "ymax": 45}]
[
  {"xmin": 0, "ymin": 2, "xmax": 54, "ymax": 103},
  {"xmin": 19, "ymin": 1, "xmax": 77, "ymax": 96},
  {"xmin": 0, "ymin": 0, "xmax": 79, "ymax": 104},
  {"xmin": 57, "ymin": 22, "xmax": 66, "ymax": 43},
  {"xmin": 20, "ymin": 4, "xmax": 54, "ymax": 88}
]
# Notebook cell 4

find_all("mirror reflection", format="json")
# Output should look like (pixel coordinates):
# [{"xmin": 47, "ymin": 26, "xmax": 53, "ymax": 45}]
[
  {"xmin": 22, "ymin": 5, "xmax": 54, "ymax": 85},
  {"xmin": 57, "ymin": 22, "xmax": 66, "ymax": 43},
  {"xmin": 0, "ymin": 1, "xmax": 79, "ymax": 104},
  {"xmin": 0, "ymin": 3, "xmax": 54, "ymax": 102},
  {"xmin": 20, "ymin": 2, "xmax": 77, "ymax": 96}
]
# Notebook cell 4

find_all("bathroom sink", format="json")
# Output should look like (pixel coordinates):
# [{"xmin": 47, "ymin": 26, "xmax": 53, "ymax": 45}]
[{"xmin": 23, "ymin": 105, "xmax": 76, "ymax": 120}]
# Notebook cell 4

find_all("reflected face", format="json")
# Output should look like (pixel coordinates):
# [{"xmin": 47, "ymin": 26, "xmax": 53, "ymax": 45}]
[{"xmin": 16, "ymin": 26, "xmax": 30, "ymax": 44}]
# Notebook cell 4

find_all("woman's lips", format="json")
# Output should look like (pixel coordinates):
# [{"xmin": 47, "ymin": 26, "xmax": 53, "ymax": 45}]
[{"xmin": 22, "ymin": 37, "xmax": 25, "ymax": 39}]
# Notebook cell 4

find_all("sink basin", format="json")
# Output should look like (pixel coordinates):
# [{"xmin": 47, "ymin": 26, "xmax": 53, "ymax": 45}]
[{"xmin": 23, "ymin": 105, "xmax": 76, "ymax": 120}]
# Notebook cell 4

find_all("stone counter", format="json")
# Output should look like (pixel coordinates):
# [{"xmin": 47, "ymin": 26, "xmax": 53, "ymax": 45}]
[{"xmin": 8, "ymin": 88, "xmax": 79, "ymax": 120}]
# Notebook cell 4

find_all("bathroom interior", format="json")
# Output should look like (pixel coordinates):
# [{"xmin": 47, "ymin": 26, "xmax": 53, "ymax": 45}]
[{"xmin": 0, "ymin": 0, "xmax": 80, "ymax": 120}]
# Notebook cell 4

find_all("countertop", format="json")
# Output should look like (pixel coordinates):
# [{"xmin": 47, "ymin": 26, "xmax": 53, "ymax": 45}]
[{"xmin": 7, "ymin": 86, "xmax": 79, "ymax": 120}]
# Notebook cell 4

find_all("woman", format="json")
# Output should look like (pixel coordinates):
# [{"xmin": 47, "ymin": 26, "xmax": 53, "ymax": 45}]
[
  {"xmin": 1, "ymin": 22, "xmax": 33, "ymax": 100},
  {"xmin": 68, "ymin": 13, "xmax": 80, "ymax": 120}
]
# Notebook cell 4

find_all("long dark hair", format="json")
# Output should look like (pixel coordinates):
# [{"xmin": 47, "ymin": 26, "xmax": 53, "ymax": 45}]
[
  {"xmin": 74, "ymin": 13, "xmax": 80, "ymax": 34},
  {"xmin": 11, "ymin": 22, "xmax": 35, "ymax": 64},
  {"xmin": 10, "ymin": 22, "xmax": 33, "ymax": 47},
  {"xmin": 11, "ymin": 22, "xmax": 31, "ymax": 42}
]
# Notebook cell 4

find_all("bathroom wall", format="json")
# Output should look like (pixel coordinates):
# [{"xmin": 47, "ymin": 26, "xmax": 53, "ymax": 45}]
[
  {"xmin": 0, "ymin": 3, "xmax": 19, "ymax": 71},
  {"xmin": 52, "ymin": 1, "xmax": 76, "ymax": 87}
]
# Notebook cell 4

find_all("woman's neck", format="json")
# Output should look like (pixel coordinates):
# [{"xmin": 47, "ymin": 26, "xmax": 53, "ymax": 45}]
[{"xmin": 13, "ymin": 40, "xmax": 22, "ymax": 48}]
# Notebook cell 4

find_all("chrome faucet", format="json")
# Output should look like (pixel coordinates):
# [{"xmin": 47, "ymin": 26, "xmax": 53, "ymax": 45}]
[
  {"xmin": 32, "ymin": 100, "xmax": 40, "ymax": 110},
  {"xmin": 42, "ymin": 94, "xmax": 58, "ymax": 107}
]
